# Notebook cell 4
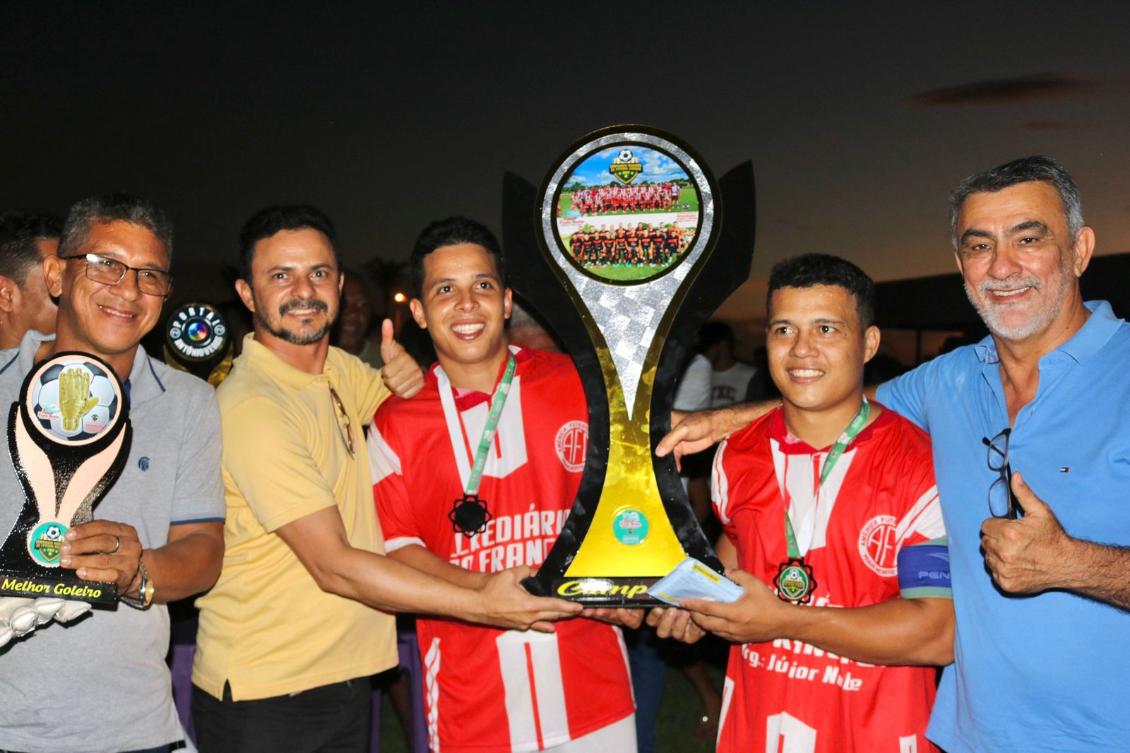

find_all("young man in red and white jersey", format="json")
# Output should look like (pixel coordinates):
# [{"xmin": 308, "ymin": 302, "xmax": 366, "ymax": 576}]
[
  {"xmin": 675, "ymin": 253, "xmax": 954, "ymax": 753},
  {"xmin": 368, "ymin": 217, "xmax": 637, "ymax": 753}
]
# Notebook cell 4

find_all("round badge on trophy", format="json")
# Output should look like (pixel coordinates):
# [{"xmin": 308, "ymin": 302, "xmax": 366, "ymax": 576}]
[
  {"xmin": 24, "ymin": 354, "xmax": 126, "ymax": 447},
  {"xmin": 549, "ymin": 134, "xmax": 709, "ymax": 286}
]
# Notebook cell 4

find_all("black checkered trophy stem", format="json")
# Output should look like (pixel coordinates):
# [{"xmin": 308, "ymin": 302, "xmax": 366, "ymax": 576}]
[
  {"xmin": 0, "ymin": 352, "xmax": 133, "ymax": 605},
  {"xmin": 504, "ymin": 125, "xmax": 755, "ymax": 606}
]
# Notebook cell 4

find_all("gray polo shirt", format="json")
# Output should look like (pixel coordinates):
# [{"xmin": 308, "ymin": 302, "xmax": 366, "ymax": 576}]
[{"xmin": 0, "ymin": 332, "xmax": 224, "ymax": 753}]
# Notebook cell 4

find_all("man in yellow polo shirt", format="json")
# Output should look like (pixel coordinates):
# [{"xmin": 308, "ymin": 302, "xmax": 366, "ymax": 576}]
[{"xmin": 192, "ymin": 205, "xmax": 581, "ymax": 753}]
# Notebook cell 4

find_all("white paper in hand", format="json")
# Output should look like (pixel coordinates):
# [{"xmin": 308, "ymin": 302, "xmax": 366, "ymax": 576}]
[{"xmin": 647, "ymin": 557, "xmax": 744, "ymax": 606}]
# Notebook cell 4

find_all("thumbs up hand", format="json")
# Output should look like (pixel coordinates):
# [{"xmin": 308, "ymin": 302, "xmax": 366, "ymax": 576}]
[
  {"xmin": 980, "ymin": 472, "xmax": 1074, "ymax": 594},
  {"xmin": 379, "ymin": 319, "xmax": 424, "ymax": 399}
]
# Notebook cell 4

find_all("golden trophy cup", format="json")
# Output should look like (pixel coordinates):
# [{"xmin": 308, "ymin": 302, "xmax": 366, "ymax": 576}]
[{"xmin": 505, "ymin": 126, "xmax": 755, "ymax": 605}]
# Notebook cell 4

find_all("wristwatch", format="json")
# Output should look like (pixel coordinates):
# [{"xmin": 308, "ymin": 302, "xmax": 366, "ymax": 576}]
[{"xmin": 120, "ymin": 560, "xmax": 155, "ymax": 610}]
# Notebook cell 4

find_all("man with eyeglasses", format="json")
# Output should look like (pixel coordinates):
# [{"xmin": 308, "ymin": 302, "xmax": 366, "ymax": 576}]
[
  {"xmin": 658, "ymin": 156, "xmax": 1130, "ymax": 751},
  {"xmin": 192, "ymin": 206, "xmax": 582, "ymax": 753},
  {"xmin": 0, "ymin": 194, "xmax": 226, "ymax": 753}
]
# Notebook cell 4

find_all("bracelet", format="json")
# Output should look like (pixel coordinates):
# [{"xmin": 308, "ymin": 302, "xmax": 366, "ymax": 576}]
[{"xmin": 120, "ymin": 560, "xmax": 155, "ymax": 609}]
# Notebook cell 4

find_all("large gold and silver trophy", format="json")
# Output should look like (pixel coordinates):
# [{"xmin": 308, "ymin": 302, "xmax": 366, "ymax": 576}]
[{"xmin": 506, "ymin": 126, "xmax": 755, "ymax": 606}]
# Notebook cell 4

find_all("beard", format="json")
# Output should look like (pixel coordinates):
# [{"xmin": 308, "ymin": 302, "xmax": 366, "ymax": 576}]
[
  {"xmin": 963, "ymin": 258, "xmax": 1073, "ymax": 342},
  {"xmin": 254, "ymin": 296, "xmax": 335, "ymax": 345}
]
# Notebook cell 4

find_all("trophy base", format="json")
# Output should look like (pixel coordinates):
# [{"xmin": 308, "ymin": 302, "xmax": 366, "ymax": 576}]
[
  {"xmin": 0, "ymin": 568, "xmax": 117, "ymax": 605},
  {"xmin": 523, "ymin": 574, "xmax": 663, "ymax": 607}
]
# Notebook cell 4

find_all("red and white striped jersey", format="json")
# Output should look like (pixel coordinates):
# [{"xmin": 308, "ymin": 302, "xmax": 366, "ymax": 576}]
[
  {"xmin": 369, "ymin": 347, "xmax": 634, "ymax": 753},
  {"xmin": 712, "ymin": 406, "xmax": 945, "ymax": 753}
]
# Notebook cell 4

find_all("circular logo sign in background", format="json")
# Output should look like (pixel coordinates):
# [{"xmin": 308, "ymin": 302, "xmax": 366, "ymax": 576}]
[{"xmin": 166, "ymin": 302, "xmax": 229, "ymax": 362}]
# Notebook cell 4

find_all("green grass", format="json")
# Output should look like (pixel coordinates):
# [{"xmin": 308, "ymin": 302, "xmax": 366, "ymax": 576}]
[
  {"xmin": 558, "ymin": 185, "xmax": 699, "ymax": 217},
  {"xmin": 376, "ymin": 701, "xmax": 411, "ymax": 753},
  {"xmin": 582, "ymin": 262, "xmax": 677, "ymax": 282},
  {"xmin": 677, "ymin": 186, "xmax": 699, "ymax": 213},
  {"xmin": 374, "ymin": 662, "xmax": 722, "ymax": 753},
  {"xmin": 656, "ymin": 662, "xmax": 723, "ymax": 753}
]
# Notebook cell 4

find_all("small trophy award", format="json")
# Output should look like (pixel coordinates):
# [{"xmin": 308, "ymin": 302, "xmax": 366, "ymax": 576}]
[
  {"xmin": 0, "ymin": 352, "xmax": 132, "ymax": 605},
  {"xmin": 505, "ymin": 125, "xmax": 755, "ymax": 605}
]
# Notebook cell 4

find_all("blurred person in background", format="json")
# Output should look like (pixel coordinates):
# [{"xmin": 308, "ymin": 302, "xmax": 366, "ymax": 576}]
[{"xmin": 0, "ymin": 209, "xmax": 62, "ymax": 348}]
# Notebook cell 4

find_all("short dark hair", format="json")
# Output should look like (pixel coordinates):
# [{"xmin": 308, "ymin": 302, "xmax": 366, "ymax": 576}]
[
  {"xmin": 767, "ymin": 253, "xmax": 875, "ymax": 328},
  {"xmin": 698, "ymin": 321, "xmax": 735, "ymax": 351},
  {"xmin": 59, "ymin": 194, "xmax": 173, "ymax": 264},
  {"xmin": 409, "ymin": 217, "xmax": 505, "ymax": 296},
  {"xmin": 949, "ymin": 155, "xmax": 1083, "ymax": 247},
  {"xmin": 0, "ymin": 210, "xmax": 62, "ymax": 283},
  {"xmin": 239, "ymin": 205, "xmax": 337, "ymax": 280}
]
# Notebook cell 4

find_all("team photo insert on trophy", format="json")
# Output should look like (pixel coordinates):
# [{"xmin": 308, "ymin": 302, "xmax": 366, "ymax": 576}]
[
  {"xmin": 509, "ymin": 126, "xmax": 756, "ymax": 606},
  {"xmin": 0, "ymin": 352, "xmax": 132, "ymax": 606}
]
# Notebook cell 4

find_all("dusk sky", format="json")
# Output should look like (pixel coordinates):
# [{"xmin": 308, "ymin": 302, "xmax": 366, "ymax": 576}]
[{"xmin": 5, "ymin": 1, "xmax": 1129, "ymax": 329}]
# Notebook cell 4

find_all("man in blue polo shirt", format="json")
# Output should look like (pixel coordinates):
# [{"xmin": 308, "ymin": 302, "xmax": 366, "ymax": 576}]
[
  {"xmin": 0, "ymin": 194, "xmax": 225, "ymax": 753},
  {"xmin": 659, "ymin": 155, "xmax": 1130, "ymax": 751},
  {"xmin": 878, "ymin": 156, "xmax": 1130, "ymax": 752}
]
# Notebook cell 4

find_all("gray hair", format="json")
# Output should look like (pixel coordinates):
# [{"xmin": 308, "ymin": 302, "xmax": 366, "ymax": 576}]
[
  {"xmin": 949, "ymin": 155, "xmax": 1084, "ymax": 248},
  {"xmin": 59, "ymin": 193, "xmax": 174, "ymax": 263}
]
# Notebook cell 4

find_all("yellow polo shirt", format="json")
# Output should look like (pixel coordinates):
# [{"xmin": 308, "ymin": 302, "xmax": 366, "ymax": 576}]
[{"xmin": 193, "ymin": 335, "xmax": 397, "ymax": 700}]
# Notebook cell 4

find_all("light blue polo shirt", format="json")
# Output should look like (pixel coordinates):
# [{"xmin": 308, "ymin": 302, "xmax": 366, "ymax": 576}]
[
  {"xmin": 0, "ymin": 332, "xmax": 224, "ymax": 753},
  {"xmin": 877, "ymin": 301, "xmax": 1130, "ymax": 752}
]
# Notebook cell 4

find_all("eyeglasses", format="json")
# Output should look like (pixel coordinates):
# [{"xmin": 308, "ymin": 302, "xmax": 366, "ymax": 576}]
[
  {"xmin": 981, "ymin": 427, "xmax": 1020, "ymax": 519},
  {"xmin": 61, "ymin": 253, "xmax": 173, "ymax": 297},
  {"xmin": 329, "ymin": 386, "xmax": 355, "ymax": 457}
]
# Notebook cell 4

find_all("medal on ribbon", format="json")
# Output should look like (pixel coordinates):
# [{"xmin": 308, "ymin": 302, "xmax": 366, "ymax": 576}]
[
  {"xmin": 450, "ymin": 494, "xmax": 492, "ymax": 538},
  {"xmin": 445, "ymin": 354, "xmax": 516, "ymax": 538},
  {"xmin": 774, "ymin": 557, "xmax": 817, "ymax": 605},
  {"xmin": 775, "ymin": 399, "xmax": 870, "ymax": 606}
]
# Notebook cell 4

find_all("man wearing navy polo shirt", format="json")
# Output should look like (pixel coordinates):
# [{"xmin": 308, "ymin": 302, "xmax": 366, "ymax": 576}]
[{"xmin": 660, "ymin": 156, "xmax": 1130, "ymax": 751}]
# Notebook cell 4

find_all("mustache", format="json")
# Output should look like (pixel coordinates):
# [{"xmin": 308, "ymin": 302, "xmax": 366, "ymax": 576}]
[
  {"xmin": 278, "ymin": 299, "xmax": 329, "ymax": 316},
  {"xmin": 978, "ymin": 276, "xmax": 1042, "ymax": 296}
]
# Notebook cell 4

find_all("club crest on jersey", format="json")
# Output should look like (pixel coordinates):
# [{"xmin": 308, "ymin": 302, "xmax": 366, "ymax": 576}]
[
  {"xmin": 609, "ymin": 149, "xmax": 643, "ymax": 185},
  {"xmin": 554, "ymin": 420, "xmax": 588, "ymax": 473},
  {"xmin": 858, "ymin": 514, "xmax": 898, "ymax": 577}
]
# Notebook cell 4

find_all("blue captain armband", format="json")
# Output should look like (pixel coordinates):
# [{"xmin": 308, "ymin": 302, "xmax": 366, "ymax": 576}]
[{"xmin": 897, "ymin": 538, "xmax": 952, "ymax": 599}]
